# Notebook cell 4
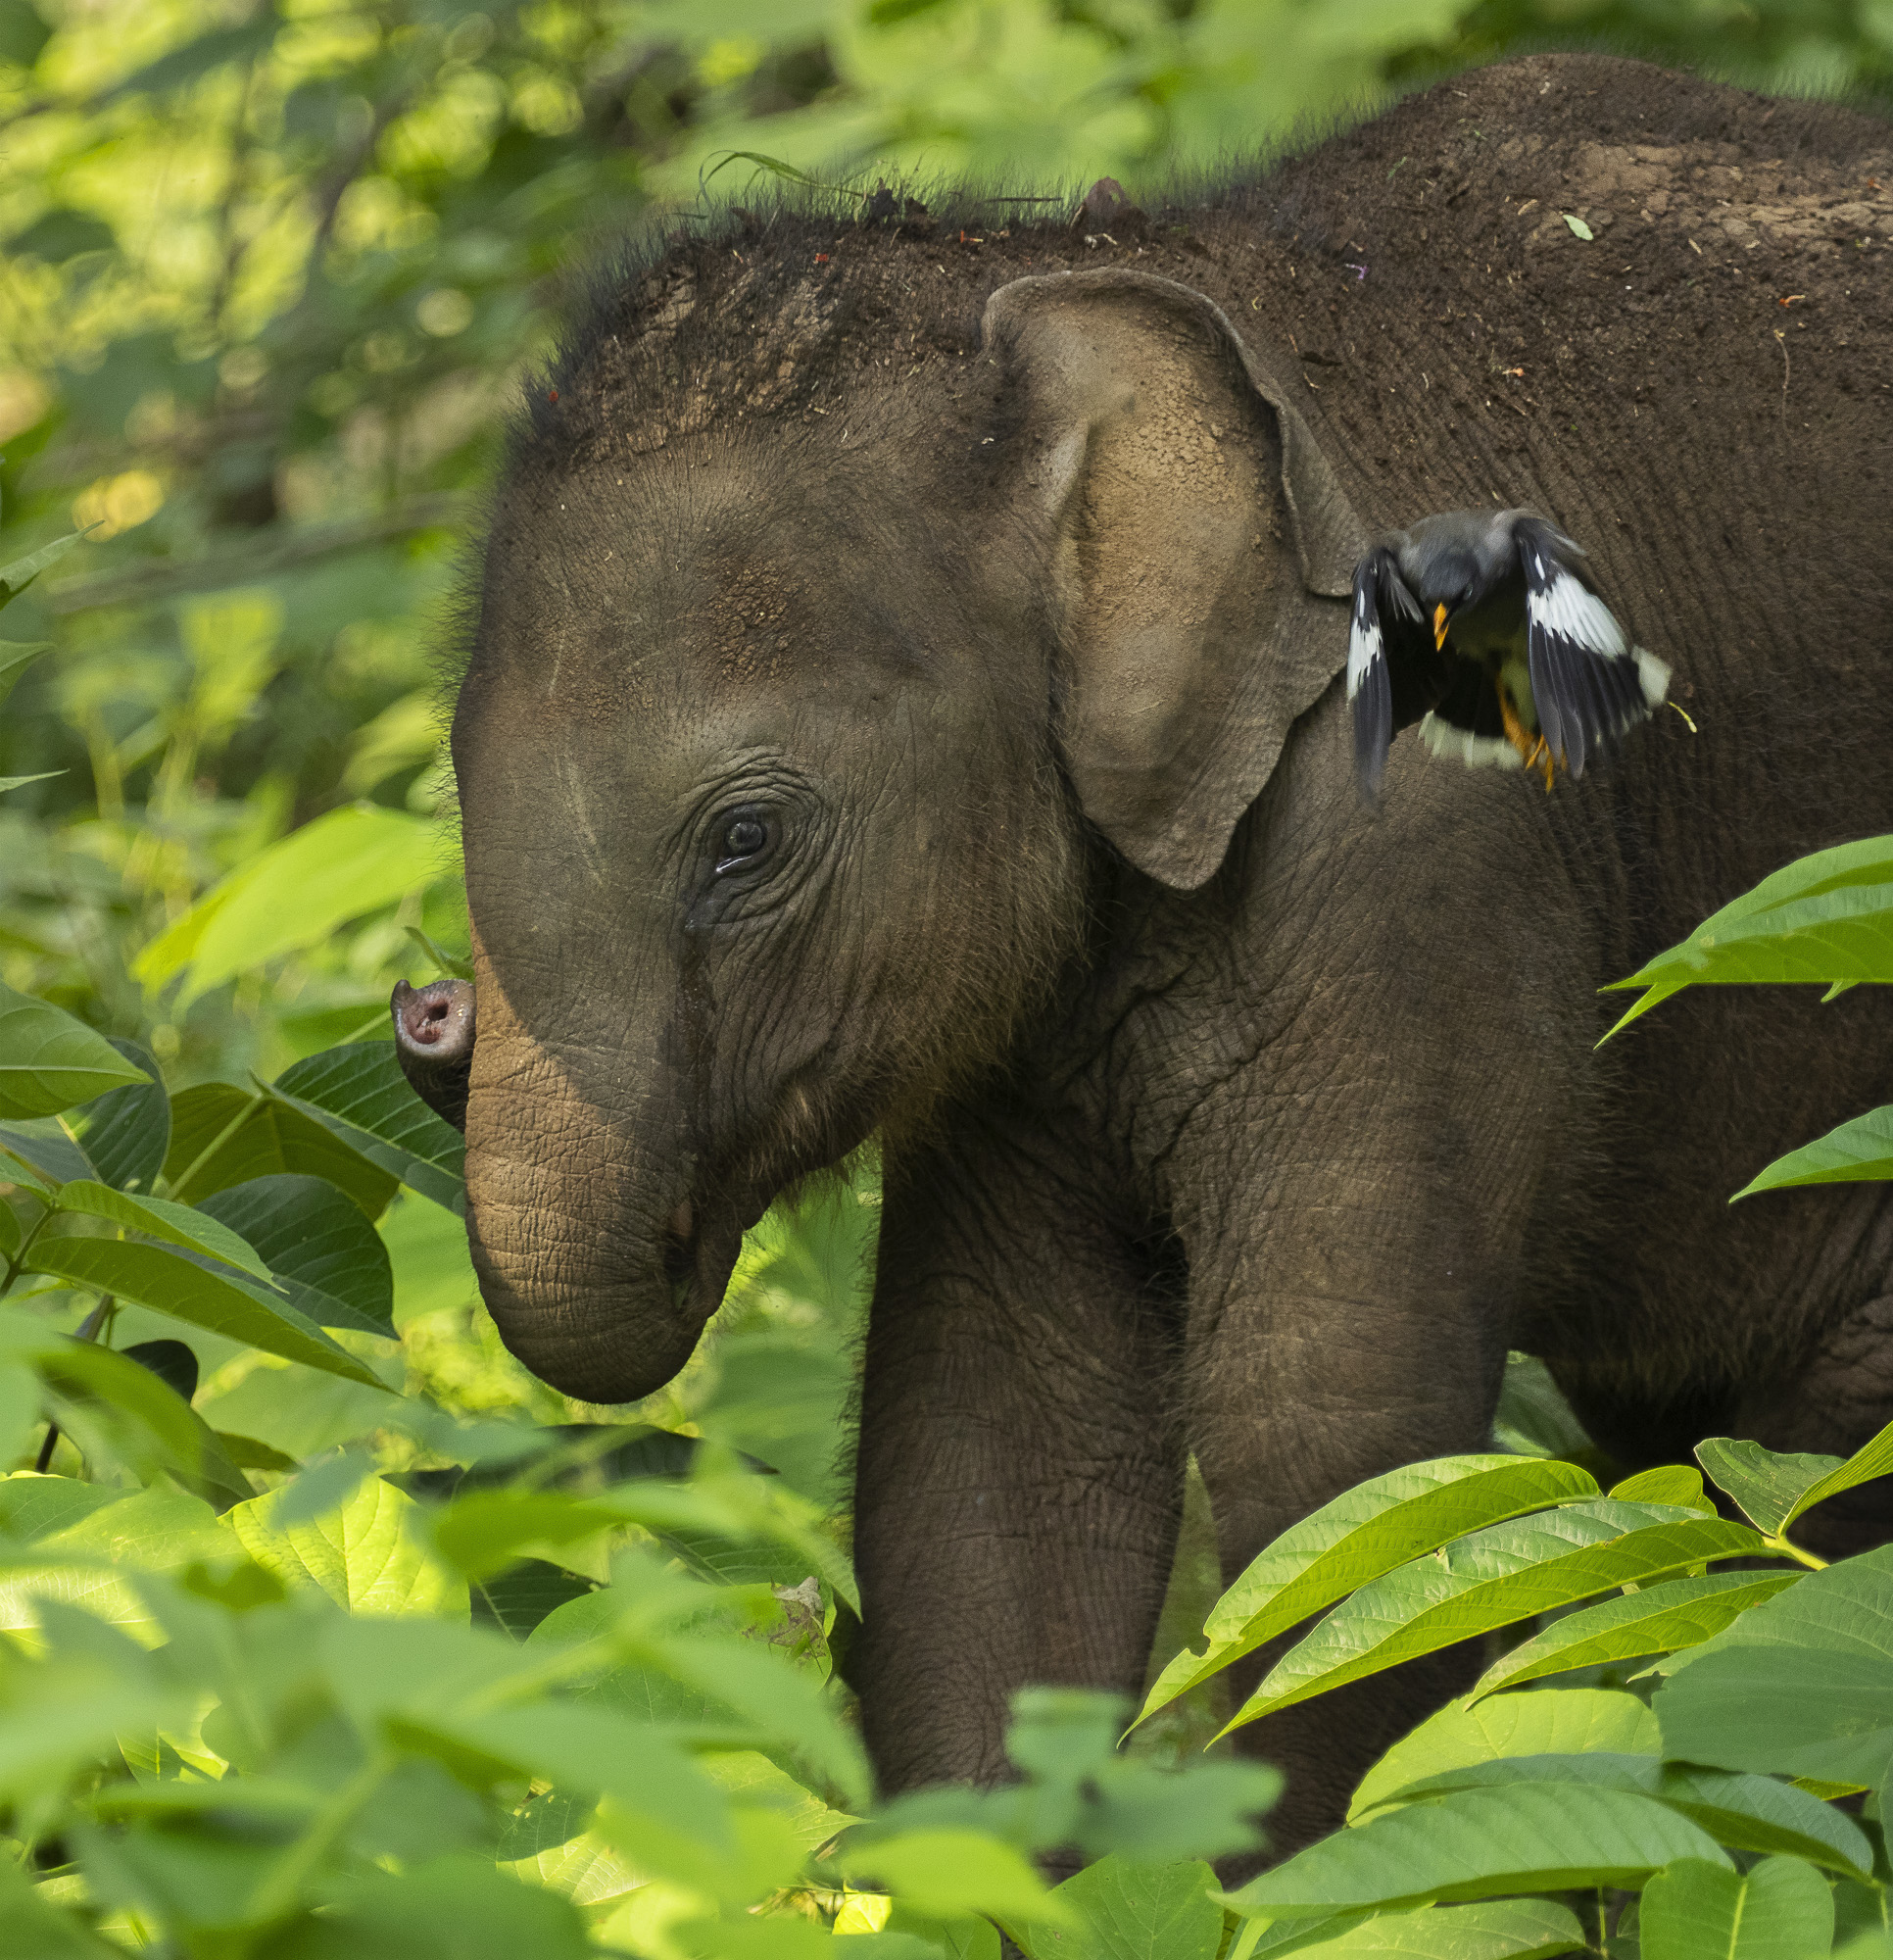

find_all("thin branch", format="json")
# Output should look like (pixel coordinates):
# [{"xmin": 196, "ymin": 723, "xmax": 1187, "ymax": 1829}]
[{"xmin": 44, "ymin": 492, "xmax": 474, "ymax": 614}]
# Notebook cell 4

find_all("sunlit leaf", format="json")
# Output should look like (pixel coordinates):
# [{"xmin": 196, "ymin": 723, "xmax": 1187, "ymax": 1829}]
[
  {"xmin": 0, "ymin": 980, "xmax": 150, "ymax": 1119},
  {"xmin": 1734, "ymin": 1102, "xmax": 1893, "ymax": 1200},
  {"xmin": 134, "ymin": 805, "xmax": 447, "ymax": 1003},
  {"xmin": 21, "ymin": 1232, "xmax": 388, "ymax": 1386},
  {"xmin": 1696, "ymin": 1436, "xmax": 1842, "ymax": 1535},
  {"xmin": 1349, "ymin": 1690, "xmax": 1657, "ymax": 1821},
  {"xmin": 1223, "ymin": 1785, "xmax": 1725, "ymax": 1921},
  {"xmin": 1468, "ymin": 1569, "xmax": 1803, "ymax": 1697},
  {"xmin": 1638, "ymin": 1855, "xmax": 1833, "ymax": 1960},
  {"xmin": 229, "ymin": 1475, "xmax": 464, "ymax": 1617},
  {"xmin": 51, "ymin": 1178, "xmax": 269, "ymax": 1278},
  {"xmin": 163, "ymin": 1082, "xmax": 397, "ymax": 1216},
  {"xmin": 1225, "ymin": 1503, "xmax": 1764, "ymax": 1732},
  {"xmin": 1139, "ymin": 1457, "xmax": 1595, "ymax": 1726}
]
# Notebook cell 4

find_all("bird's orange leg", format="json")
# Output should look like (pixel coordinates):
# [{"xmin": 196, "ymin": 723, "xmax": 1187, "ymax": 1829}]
[{"xmin": 1498, "ymin": 690, "xmax": 1557, "ymax": 792}]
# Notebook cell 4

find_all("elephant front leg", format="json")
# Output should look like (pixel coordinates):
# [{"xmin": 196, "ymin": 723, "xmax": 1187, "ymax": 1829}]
[
  {"xmin": 1187, "ymin": 1210, "xmax": 1514, "ymax": 1858},
  {"xmin": 850, "ymin": 1112, "xmax": 1186, "ymax": 1796}
]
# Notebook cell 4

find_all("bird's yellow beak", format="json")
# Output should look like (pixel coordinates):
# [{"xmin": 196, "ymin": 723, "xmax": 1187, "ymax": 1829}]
[{"xmin": 1432, "ymin": 603, "xmax": 1450, "ymax": 651}]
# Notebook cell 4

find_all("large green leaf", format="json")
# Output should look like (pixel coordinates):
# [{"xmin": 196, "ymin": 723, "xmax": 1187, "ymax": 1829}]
[
  {"xmin": 1638, "ymin": 1855, "xmax": 1833, "ymax": 1960},
  {"xmin": 1223, "ymin": 1784, "xmax": 1725, "ymax": 1920},
  {"xmin": 1778, "ymin": 1414, "xmax": 1893, "ymax": 1533},
  {"xmin": 163, "ymin": 1082, "xmax": 397, "ymax": 1217},
  {"xmin": 1226, "ymin": 1502, "xmax": 1765, "ymax": 1731},
  {"xmin": 1734, "ymin": 1103, "xmax": 1893, "ymax": 1200},
  {"xmin": 1139, "ymin": 1457, "xmax": 1596, "ymax": 1725},
  {"xmin": 1655, "ymin": 1547, "xmax": 1893, "ymax": 1785},
  {"xmin": 134, "ymin": 804, "xmax": 446, "ymax": 1003},
  {"xmin": 50, "ymin": 1179, "xmax": 270, "ymax": 1278},
  {"xmin": 274, "ymin": 1042, "xmax": 465, "ymax": 1214},
  {"xmin": 66, "ymin": 1039, "xmax": 170, "ymax": 1192},
  {"xmin": 1601, "ymin": 835, "xmax": 1893, "ymax": 1034},
  {"xmin": 848, "ymin": 1830, "xmax": 1075, "ymax": 1929},
  {"xmin": 1018, "ymin": 1857, "xmax": 1220, "ymax": 1960},
  {"xmin": 1349, "ymin": 1690, "xmax": 1658, "ymax": 1821},
  {"xmin": 0, "ymin": 980, "xmax": 151, "ymax": 1119},
  {"xmin": 1695, "ymin": 1438, "xmax": 1843, "ymax": 1535},
  {"xmin": 1468, "ymin": 1569, "xmax": 1804, "ymax": 1697},
  {"xmin": 196, "ymin": 1175, "xmax": 394, "ymax": 1336},
  {"xmin": 1371, "ymin": 1752, "xmax": 1870, "ymax": 1878},
  {"xmin": 1660, "ymin": 1645, "xmax": 1893, "ymax": 1789},
  {"xmin": 21, "ymin": 1231, "xmax": 387, "ymax": 1386},
  {"xmin": 1244, "ymin": 1900, "xmax": 1586, "ymax": 1960},
  {"xmin": 229, "ymin": 1476, "xmax": 464, "ymax": 1617}
]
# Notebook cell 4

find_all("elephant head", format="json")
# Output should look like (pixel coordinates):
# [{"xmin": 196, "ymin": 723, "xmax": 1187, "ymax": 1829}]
[{"xmin": 406, "ymin": 265, "xmax": 1363, "ymax": 1403}]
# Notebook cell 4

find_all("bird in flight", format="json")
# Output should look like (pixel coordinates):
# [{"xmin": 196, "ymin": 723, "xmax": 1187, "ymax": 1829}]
[{"xmin": 1346, "ymin": 508, "xmax": 1670, "ymax": 798}]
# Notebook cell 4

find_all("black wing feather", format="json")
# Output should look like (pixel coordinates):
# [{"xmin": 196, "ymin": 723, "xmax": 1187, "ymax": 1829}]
[
  {"xmin": 1515, "ymin": 515, "xmax": 1641, "ymax": 780},
  {"xmin": 1348, "ymin": 545, "xmax": 1444, "ymax": 799}
]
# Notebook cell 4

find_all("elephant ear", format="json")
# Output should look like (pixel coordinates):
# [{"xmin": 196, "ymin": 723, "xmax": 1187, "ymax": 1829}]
[{"xmin": 983, "ymin": 269, "xmax": 1366, "ymax": 891}]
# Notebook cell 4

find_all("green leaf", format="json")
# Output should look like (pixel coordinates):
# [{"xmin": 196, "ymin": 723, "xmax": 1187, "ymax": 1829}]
[
  {"xmin": 1244, "ymin": 1899, "xmax": 1587, "ymax": 1959},
  {"xmin": 1561, "ymin": 213, "xmax": 1593, "ymax": 239},
  {"xmin": 164, "ymin": 1082, "xmax": 397, "ymax": 1216},
  {"xmin": 1139, "ymin": 1457, "xmax": 1596, "ymax": 1726},
  {"xmin": 274, "ymin": 1042, "xmax": 465, "ymax": 1214},
  {"xmin": 1226, "ymin": 1503, "xmax": 1766, "ymax": 1732},
  {"xmin": 472, "ymin": 1559, "xmax": 596, "ymax": 1642},
  {"xmin": 1638, "ymin": 1855, "xmax": 1833, "ymax": 1960},
  {"xmin": 229, "ymin": 1475, "xmax": 464, "ymax": 1616},
  {"xmin": 848, "ymin": 1830, "xmax": 1075, "ymax": 1929},
  {"xmin": 0, "ymin": 1118, "xmax": 91, "ymax": 1183},
  {"xmin": 50, "ymin": 1178, "xmax": 269, "ymax": 1278},
  {"xmin": 1660, "ymin": 1644, "xmax": 1893, "ymax": 1788},
  {"xmin": 21, "ymin": 1232, "xmax": 388, "ymax": 1386},
  {"xmin": 1695, "ymin": 1437, "xmax": 1842, "ymax": 1535},
  {"xmin": 0, "ymin": 639, "xmax": 53, "ymax": 711},
  {"xmin": 1608, "ymin": 1464, "xmax": 1714, "ymax": 1512},
  {"xmin": 66, "ymin": 1039, "xmax": 169, "ymax": 1191},
  {"xmin": 1349, "ymin": 1689, "xmax": 1658, "ymax": 1821},
  {"xmin": 1602, "ymin": 835, "xmax": 1893, "ymax": 1034},
  {"xmin": 1371, "ymin": 1752, "xmax": 1870, "ymax": 1878},
  {"xmin": 134, "ymin": 805, "xmax": 446, "ymax": 1003},
  {"xmin": 1468, "ymin": 1569, "xmax": 1803, "ymax": 1697},
  {"xmin": 303, "ymin": 1854, "xmax": 594, "ymax": 1960},
  {"xmin": 1017, "ymin": 1857, "xmax": 1221, "ymax": 1960},
  {"xmin": 0, "ymin": 531, "xmax": 83, "ymax": 608},
  {"xmin": 196, "ymin": 1174, "xmax": 395, "ymax": 1336},
  {"xmin": 1490, "ymin": 1355, "xmax": 1595, "ymax": 1461},
  {"xmin": 1225, "ymin": 1784, "xmax": 1725, "ymax": 1920},
  {"xmin": 498, "ymin": 1788, "xmax": 644, "ymax": 1905},
  {"xmin": 1776, "ymin": 1413, "xmax": 1893, "ymax": 1532},
  {"xmin": 1734, "ymin": 1103, "xmax": 1893, "ymax": 1200},
  {"xmin": 0, "ymin": 771, "xmax": 62, "ymax": 795},
  {"xmin": 0, "ymin": 980, "xmax": 151, "ymax": 1119}
]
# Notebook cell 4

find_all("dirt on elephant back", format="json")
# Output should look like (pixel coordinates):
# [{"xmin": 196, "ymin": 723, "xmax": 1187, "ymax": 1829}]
[{"xmin": 530, "ymin": 49, "xmax": 1891, "ymax": 584}]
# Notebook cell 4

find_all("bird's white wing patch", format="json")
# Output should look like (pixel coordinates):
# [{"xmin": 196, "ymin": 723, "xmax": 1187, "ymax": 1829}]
[
  {"xmin": 1418, "ymin": 712, "xmax": 1525, "ymax": 769},
  {"xmin": 1526, "ymin": 564, "xmax": 1627, "ymax": 660},
  {"xmin": 1346, "ymin": 599, "xmax": 1382, "ymax": 702}
]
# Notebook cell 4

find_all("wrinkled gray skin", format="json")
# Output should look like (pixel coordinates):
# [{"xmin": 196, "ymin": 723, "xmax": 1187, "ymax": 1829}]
[{"xmin": 406, "ymin": 55, "xmax": 1893, "ymax": 1853}]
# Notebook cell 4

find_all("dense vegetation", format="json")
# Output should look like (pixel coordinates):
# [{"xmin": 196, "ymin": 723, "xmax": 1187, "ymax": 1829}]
[{"xmin": 6, "ymin": 2, "xmax": 1893, "ymax": 1956}]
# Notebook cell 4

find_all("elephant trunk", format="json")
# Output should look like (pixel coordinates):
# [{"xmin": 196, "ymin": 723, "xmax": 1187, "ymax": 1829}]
[
  {"xmin": 392, "ymin": 978, "xmax": 476, "ymax": 1131},
  {"xmin": 455, "ymin": 975, "xmax": 728, "ymax": 1405}
]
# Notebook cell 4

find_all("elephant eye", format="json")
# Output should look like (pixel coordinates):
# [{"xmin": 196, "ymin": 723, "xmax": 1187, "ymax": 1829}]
[{"xmin": 715, "ymin": 812, "xmax": 771, "ymax": 875}]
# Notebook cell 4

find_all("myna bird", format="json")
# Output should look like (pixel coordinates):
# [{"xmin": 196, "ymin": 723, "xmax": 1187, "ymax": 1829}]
[{"xmin": 1346, "ymin": 508, "xmax": 1671, "ymax": 798}]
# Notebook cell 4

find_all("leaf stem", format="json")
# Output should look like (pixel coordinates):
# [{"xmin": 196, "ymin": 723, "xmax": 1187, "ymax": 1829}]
[{"xmin": 1764, "ymin": 1534, "xmax": 1828, "ymax": 1571}]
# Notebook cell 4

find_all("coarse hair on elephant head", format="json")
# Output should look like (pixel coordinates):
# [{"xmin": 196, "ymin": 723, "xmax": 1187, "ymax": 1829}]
[{"xmin": 428, "ymin": 258, "xmax": 1363, "ymax": 1405}]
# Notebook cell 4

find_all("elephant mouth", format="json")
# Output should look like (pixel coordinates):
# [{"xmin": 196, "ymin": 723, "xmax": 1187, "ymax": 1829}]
[{"xmin": 661, "ymin": 1192, "xmax": 765, "ymax": 1326}]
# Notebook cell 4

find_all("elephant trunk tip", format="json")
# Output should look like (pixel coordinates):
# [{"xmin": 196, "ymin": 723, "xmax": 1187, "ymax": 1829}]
[{"xmin": 392, "ymin": 976, "xmax": 476, "ymax": 1131}]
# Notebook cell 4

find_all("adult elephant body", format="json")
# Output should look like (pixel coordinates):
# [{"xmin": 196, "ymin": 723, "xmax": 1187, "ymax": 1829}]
[{"xmin": 426, "ymin": 55, "xmax": 1893, "ymax": 1845}]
